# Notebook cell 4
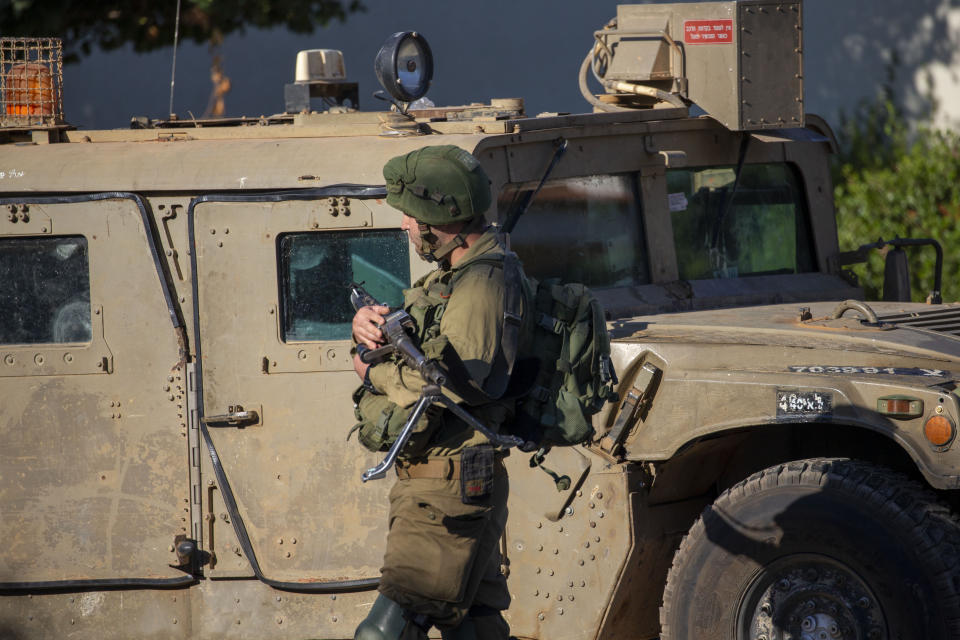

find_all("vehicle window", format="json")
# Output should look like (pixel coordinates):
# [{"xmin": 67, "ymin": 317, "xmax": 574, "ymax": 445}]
[
  {"xmin": 666, "ymin": 163, "xmax": 816, "ymax": 280},
  {"xmin": 0, "ymin": 235, "xmax": 91, "ymax": 344},
  {"xmin": 278, "ymin": 230, "xmax": 410, "ymax": 342},
  {"xmin": 499, "ymin": 174, "xmax": 650, "ymax": 288}
]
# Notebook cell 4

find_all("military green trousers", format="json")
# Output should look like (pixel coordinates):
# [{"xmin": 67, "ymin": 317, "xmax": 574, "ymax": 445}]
[{"xmin": 378, "ymin": 455, "xmax": 510, "ymax": 637}]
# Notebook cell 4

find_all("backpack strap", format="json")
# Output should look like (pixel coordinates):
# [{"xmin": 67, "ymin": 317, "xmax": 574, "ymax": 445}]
[{"xmin": 450, "ymin": 250, "xmax": 525, "ymax": 379}]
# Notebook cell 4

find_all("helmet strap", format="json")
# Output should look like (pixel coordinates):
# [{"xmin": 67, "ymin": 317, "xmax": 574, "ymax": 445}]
[{"xmin": 417, "ymin": 218, "xmax": 476, "ymax": 266}]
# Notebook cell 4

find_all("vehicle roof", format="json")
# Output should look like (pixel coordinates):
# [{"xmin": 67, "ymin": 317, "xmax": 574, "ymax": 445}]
[{"xmin": 0, "ymin": 106, "xmax": 832, "ymax": 193}]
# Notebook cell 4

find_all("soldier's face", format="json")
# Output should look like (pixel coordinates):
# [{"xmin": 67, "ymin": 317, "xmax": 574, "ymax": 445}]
[{"xmin": 400, "ymin": 212, "xmax": 427, "ymax": 259}]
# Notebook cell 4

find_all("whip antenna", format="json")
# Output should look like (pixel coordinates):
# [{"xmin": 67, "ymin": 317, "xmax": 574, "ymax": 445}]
[{"xmin": 168, "ymin": 0, "xmax": 182, "ymax": 118}]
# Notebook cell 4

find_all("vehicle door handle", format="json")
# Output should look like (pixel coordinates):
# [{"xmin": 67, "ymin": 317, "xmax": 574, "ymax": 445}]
[{"xmin": 202, "ymin": 405, "xmax": 260, "ymax": 427}]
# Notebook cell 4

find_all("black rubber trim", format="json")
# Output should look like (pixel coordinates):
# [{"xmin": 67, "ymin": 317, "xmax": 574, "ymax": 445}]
[
  {"xmin": 0, "ymin": 576, "xmax": 196, "ymax": 594},
  {"xmin": 0, "ymin": 192, "xmax": 181, "ymax": 329},
  {"xmin": 188, "ymin": 185, "xmax": 386, "ymax": 593}
]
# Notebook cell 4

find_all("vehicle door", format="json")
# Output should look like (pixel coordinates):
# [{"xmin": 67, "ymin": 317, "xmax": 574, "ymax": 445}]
[
  {"xmin": 0, "ymin": 195, "xmax": 190, "ymax": 588},
  {"xmin": 190, "ymin": 189, "xmax": 419, "ymax": 586}
]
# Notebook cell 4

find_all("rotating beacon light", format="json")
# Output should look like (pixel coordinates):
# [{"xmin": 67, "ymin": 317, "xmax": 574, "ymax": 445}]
[{"xmin": 374, "ymin": 32, "xmax": 433, "ymax": 111}]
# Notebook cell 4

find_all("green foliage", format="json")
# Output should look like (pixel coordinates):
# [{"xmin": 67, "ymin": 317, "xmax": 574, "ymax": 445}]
[
  {"xmin": 833, "ymin": 93, "xmax": 960, "ymax": 303},
  {"xmin": 0, "ymin": 0, "xmax": 365, "ymax": 62}
]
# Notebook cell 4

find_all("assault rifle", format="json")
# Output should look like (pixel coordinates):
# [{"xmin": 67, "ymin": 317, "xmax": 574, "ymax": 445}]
[{"xmin": 348, "ymin": 282, "xmax": 527, "ymax": 481}]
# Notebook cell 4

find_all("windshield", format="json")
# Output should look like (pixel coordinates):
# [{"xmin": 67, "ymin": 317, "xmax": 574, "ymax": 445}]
[
  {"xmin": 498, "ymin": 173, "xmax": 650, "ymax": 289},
  {"xmin": 666, "ymin": 163, "xmax": 816, "ymax": 280}
]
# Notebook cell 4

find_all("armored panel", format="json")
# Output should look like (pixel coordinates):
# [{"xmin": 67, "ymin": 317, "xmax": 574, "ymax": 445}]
[
  {"xmin": 610, "ymin": 1, "xmax": 803, "ymax": 130},
  {"xmin": 738, "ymin": 2, "xmax": 804, "ymax": 129}
]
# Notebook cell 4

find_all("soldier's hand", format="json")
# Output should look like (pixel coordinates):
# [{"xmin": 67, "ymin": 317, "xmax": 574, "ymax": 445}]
[{"xmin": 352, "ymin": 305, "xmax": 390, "ymax": 349}]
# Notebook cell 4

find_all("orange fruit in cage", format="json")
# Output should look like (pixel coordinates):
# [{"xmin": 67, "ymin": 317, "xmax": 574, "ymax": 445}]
[{"xmin": 4, "ymin": 63, "xmax": 54, "ymax": 116}]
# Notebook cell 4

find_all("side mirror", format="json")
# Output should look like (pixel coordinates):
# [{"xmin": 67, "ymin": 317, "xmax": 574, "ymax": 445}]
[
  {"xmin": 837, "ymin": 236, "xmax": 943, "ymax": 305},
  {"xmin": 882, "ymin": 247, "xmax": 911, "ymax": 302}
]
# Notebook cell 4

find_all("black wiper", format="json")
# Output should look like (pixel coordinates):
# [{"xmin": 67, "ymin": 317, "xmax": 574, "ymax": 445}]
[
  {"xmin": 710, "ymin": 133, "xmax": 751, "ymax": 250},
  {"xmin": 502, "ymin": 137, "xmax": 568, "ymax": 234}
]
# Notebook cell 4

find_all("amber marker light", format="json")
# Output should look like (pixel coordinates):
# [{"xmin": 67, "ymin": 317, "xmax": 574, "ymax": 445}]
[
  {"xmin": 924, "ymin": 414, "xmax": 955, "ymax": 448},
  {"xmin": 876, "ymin": 396, "xmax": 923, "ymax": 419}
]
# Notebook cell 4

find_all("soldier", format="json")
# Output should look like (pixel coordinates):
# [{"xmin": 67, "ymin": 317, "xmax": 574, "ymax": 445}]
[{"xmin": 350, "ymin": 145, "xmax": 528, "ymax": 640}]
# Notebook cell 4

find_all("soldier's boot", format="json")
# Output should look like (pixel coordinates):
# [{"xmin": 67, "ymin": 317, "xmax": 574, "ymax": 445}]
[{"xmin": 354, "ymin": 594, "xmax": 429, "ymax": 640}]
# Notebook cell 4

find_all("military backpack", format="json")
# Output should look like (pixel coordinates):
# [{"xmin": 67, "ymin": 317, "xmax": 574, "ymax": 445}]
[{"xmin": 511, "ymin": 277, "xmax": 619, "ymax": 450}]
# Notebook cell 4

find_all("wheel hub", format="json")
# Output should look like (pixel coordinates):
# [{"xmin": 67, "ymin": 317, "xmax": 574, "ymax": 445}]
[{"xmin": 738, "ymin": 554, "xmax": 887, "ymax": 640}]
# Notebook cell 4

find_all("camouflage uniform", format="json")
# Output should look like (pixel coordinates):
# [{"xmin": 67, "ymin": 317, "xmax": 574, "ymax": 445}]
[{"xmin": 352, "ymin": 146, "xmax": 525, "ymax": 640}]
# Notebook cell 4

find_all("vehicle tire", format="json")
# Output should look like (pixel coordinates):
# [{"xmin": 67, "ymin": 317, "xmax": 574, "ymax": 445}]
[{"xmin": 659, "ymin": 458, "xmax": 960, "ymax": 640}]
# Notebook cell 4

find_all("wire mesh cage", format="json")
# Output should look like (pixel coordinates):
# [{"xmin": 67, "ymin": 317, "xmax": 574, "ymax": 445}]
[{"xmin": 0, "ymin": 37, "xmax": 64, "ymax": 128}]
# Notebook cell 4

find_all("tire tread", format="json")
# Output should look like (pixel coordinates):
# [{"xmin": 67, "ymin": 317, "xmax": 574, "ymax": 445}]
[{"xmin": 659, "ymin": 457, "xmax": 960, "ymax": 640}]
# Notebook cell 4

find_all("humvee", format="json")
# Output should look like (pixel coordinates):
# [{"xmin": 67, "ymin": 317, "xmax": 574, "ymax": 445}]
[{"xmin": 2, "ymin": 2, "xmax": 959, "ymax": 639}]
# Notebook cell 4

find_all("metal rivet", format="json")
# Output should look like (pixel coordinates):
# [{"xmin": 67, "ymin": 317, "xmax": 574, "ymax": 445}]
[
  {"xmin": 210, "ymin": 229, "xmax": 216, "ymax": 234},
  {"xmin": 538, "ymin": 614, "xmax": 545, "ymax": 621}
]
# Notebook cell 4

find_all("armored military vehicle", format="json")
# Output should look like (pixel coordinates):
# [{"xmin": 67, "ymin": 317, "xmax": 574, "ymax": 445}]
[{"xmin": 2, "ymin": 2, "xmax": 959, "ymax": 639}]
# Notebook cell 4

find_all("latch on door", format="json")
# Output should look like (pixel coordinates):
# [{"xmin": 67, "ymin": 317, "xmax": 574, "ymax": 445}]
[{"xmin": 202, "ymin": 404, "xmax": 261, "ymax": 427}]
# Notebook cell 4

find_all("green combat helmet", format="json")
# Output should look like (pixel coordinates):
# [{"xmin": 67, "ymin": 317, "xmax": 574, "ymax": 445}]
[{"xmin": 383, "ymin": 144, "xmax": 492, "ymax": 263}]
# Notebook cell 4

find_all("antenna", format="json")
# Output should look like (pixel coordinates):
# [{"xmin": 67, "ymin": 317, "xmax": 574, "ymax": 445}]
[{"xmin": 168, "ymin": 0, "xmax": 182, "ymax": 118}]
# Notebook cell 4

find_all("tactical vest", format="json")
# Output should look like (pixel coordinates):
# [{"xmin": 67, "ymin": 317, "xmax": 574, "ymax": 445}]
[{"xmin": 351, "ymin": 245, "xmax": 527, "ymax": 454}]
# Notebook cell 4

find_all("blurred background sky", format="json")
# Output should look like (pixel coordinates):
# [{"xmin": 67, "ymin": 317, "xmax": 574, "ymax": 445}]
[{"xmin": 49, "ymin": 0, "xmax": 960, "ymax": 132}]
